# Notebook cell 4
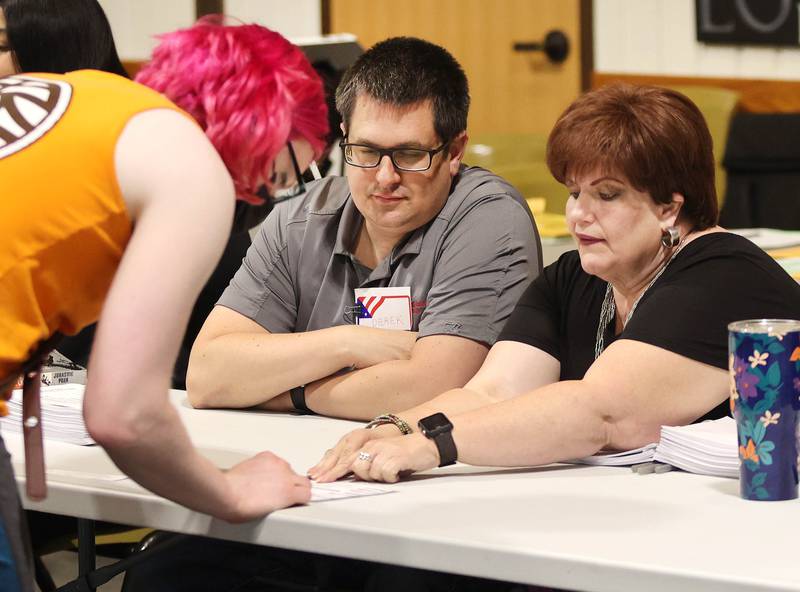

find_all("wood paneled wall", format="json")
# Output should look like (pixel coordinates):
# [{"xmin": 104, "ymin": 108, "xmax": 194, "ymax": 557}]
[
  {"xmin": 593, "ymin": 72, "xmax": 800, "ymax": 113},
  {"xmin": 329, "ymin": 0, "xmax": 584, "ymax": 136}
]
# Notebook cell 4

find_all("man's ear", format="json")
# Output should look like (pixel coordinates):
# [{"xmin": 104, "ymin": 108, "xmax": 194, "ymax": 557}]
[
  {"xmin": 661, "ymin": 192, "xmax": 685, "ymax": 226},
  {"xmin": 340, "ymin": 122, "xmax": 347, "ymax": 137},
  {"xmin": 447, "ymin": 132, "xmax": 468, "ymax": 176}
]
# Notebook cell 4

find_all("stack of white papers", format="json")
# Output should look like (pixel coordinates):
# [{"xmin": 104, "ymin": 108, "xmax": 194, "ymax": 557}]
[
  {"xmin": 0, "ymin": 384, "xmax": 94, "ymax": 446},
  {"xmin": 571, "ymin": 443, "xmax": 656, "ymax": 466},
  {"xmin": 732, "ymin": 228, "xmax": 800, "ymax": 250},
  {"xmin": 573, "ymin": 417, "xmax": 738, "ymax": 478},
  {"xmin": 653, "ymin": 417, "xmax": 738, "ymax": 478}
]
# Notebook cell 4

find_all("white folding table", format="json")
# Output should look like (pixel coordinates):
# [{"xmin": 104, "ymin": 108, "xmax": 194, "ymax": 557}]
[{"xmin": 5, "ymin": 391, "xmax": 798, "ymax": 592}]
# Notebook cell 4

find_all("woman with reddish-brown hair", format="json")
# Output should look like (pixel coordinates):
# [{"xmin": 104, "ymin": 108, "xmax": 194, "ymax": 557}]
[{"xmin": 311, "ymin": 84, "xmax": 800, "ymax": 483}]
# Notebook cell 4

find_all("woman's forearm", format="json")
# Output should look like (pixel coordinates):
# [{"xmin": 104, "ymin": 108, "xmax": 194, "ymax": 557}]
[
  {"xmin": 450, "ymin": 380, "xmax": 611, "ymax": 467},
  {"xmin": 394, "ymin": 386, "xmax": 500, "ymax": 430}
]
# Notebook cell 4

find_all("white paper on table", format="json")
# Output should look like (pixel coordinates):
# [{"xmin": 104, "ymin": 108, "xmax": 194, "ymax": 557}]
[
  {"xmin": 1, "ymin": 384, "xmax": 94, "ymax": 446},
  {"xmin": 571, "ymin": 443, "xmax": 656, "ymax": 466},
  {"xmin": 310, "ymin": 481, "xmax": 394, "ymax": 502},
  {"xmin": 732, "ymin": 228, "xmax": 800, "ymax": 250}
]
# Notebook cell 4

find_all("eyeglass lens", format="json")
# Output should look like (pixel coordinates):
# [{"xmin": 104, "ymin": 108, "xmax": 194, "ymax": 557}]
[{"xmin": 343, "ymin": 145, "xmax": 435, "ymax": 171}]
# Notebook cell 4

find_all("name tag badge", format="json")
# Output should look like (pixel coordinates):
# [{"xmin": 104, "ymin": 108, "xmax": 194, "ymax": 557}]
[{"xmin": 354, "ymin": 287, "xmax": 412, "ymax": 331}]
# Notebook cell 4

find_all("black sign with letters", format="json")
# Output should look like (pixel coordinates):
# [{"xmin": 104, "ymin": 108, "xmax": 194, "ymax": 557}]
[{"xmin": 696, "ymin": 0, "xmax": 800, "ymax": 46}]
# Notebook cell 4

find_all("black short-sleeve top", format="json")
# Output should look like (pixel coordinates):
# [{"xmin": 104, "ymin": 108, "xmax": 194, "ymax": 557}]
[{"xmin": 498, "ymin": 233, "xmax": 800, "ymax": 420}]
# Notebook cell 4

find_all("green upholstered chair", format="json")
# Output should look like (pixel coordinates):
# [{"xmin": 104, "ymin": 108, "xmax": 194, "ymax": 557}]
[
  {"xmin": 465, "ymin": 133, "xmax": 569, "ymax": 215},
  {"xmin": 670, "ymin": 86, "xmax": 740, "ymax": 208}
]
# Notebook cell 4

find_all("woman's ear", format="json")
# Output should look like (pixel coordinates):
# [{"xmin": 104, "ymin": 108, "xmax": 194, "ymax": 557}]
[{"xmin": 661, "ymin": 192, "xmax": 685, "ymax": 226}]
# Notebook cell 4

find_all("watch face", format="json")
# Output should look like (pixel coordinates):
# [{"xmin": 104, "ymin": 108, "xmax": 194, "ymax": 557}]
[{"xmin": 418, "ymin": 412, "xmax": 453, "ymax": 438}]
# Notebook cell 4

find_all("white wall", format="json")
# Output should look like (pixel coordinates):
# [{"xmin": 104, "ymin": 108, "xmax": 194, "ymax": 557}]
[
  {"xmin": 97, "ymin": 0, "xmax": 321, "ymax": 61},
  {"xmin": 225, "ymin": 0, "xmax": 320, "ymax": 37},
  {"xmin": 97, "ymin": 0, "xmax": 195, "ymax": 61},
  {"xmin": 594, "ymin": 0, "xmax": 800, "ymax": 79}
]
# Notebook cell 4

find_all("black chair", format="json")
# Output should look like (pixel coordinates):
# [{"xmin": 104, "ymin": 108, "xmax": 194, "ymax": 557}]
[{"xmin": 720, "ymin": 112, "xmax": 800, "ymax": 229}]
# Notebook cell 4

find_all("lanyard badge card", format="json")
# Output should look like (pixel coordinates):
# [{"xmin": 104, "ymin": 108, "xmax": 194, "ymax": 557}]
[{"xmin": 354, "ymin": 287, "xmax": 412, "ymax": 331}]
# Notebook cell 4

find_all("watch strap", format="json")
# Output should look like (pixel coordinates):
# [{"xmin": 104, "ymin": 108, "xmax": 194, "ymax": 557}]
[
  {"xmin": 431, "ymin": 430, "xmax": 457, "ymax": 467},
  {"xmin": 289, "ymin": 385, "xmax": 313, "ymax": 415}
]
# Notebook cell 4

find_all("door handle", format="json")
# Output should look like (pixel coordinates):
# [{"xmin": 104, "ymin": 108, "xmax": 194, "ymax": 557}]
[{"xmin": 513, "ymin": 29, "xmax": 569, "ymax": 63}]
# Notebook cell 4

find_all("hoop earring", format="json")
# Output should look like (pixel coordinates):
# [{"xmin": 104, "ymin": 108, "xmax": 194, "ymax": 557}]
[{"xmin": 661, "ymin": 226, "xmax": 680, "ymax": 248}]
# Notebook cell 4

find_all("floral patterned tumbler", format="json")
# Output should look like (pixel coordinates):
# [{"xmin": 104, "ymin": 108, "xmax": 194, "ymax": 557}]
[{"xmin": 729, "ymin": 319, "xmax": 800, "ymax": 501}]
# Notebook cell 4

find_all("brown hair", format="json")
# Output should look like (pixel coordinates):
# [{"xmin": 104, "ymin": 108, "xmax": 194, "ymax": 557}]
[
  {"xmin": 336, "ymin": 36, "xmax": 469, "ymax": 143},
  {"xmin": 546, "ymin": 84, "xmax": 718, "ymax": 230}
]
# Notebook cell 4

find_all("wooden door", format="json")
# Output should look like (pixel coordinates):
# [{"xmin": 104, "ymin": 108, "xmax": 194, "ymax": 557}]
[{"xmin": 328, "ymin": 0, "xmax": 584, "ymax": 136}]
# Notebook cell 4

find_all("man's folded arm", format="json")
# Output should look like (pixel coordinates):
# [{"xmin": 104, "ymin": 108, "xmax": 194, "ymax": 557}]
[
  {"xmin": 186, "ymin": 306, "xmax": 356, "ymax": 408},
  {"xmin": 302, "ymin": 333, "xmax": 489, "ymax": 421},
  {"xmin": 186, "ymin": 306, "xmax": 420, "ymax": 409}
]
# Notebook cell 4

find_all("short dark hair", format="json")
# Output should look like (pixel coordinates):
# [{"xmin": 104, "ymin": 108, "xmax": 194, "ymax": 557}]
[
  {"xmin": 0, "ymin": 0, "xmax": 128, "ymax": 77},
  {"xmin": 336, "ymin": 36, "xmax": 469, "ymax": 143},
  {"xmin": 547, "ymin": 84, "xmax": 718, "ymax": 230}
]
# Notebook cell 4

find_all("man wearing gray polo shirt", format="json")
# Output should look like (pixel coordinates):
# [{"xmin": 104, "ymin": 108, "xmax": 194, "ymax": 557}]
[{"xmin": 187, "ymin": 37, "xmax": 542, "ymax": 421}]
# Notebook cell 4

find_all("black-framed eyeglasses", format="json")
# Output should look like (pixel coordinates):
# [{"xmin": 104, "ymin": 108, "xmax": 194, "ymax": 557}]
[
  {"xmin": 272, "ymin": 142, "xmax": 307, "ymax": 203},
  {"xmin": 340, "ymin": 138, "xmax": 449, "ymax": 172}
]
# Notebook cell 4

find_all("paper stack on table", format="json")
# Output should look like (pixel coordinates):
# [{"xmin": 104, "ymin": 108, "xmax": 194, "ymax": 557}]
[
  {"xmin": 571, "ymin": 443, "xmax": 657, "ymax": 466},
  {"xmin": 729, "ymin": 228, "xmax": 800, "ymax": 281},
  {"xmin": 573, "ymin": 417, "xmax": 738, "ymax": 478},
  {"xmin": 766, "ymin": 245, "xmax": 800, "ymax": 281},
  {"xmin": 0, "ymin": 384, "xmax": 94, "ymax": 446},
  {"xmin": 732, "ymin": 228, "xmax": 800, "ymax": 250},
  {"xmin": 653, "ymin": 417, "xmax": 738, "ymax": 478}
]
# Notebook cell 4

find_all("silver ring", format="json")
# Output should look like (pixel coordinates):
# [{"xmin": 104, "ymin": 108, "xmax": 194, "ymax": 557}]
[{"xmin": 357, "ymin": 451, "xmax": 373, "ymax": 462}]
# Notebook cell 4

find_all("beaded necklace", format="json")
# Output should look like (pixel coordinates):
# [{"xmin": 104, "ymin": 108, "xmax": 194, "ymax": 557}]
[{"xmin": 593, "ymin": 237, "xmax": 688, "ymax": 360}]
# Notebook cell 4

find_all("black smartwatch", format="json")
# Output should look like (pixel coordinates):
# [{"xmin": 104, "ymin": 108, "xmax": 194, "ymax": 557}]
[{"xmin": 417, "ymin": 412, "xmax": 458, "ymax": 467}]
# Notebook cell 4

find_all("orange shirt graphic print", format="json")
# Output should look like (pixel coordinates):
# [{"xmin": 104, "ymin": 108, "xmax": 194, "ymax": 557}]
[{"xmin": 0, "ymin": 75, "xmax": 72, "ymax": 160}]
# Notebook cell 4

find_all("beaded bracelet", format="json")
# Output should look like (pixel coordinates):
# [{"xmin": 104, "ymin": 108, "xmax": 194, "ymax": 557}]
[{"xmin": 365, "ymin": 413, "xmax": 412, "ymax": 435}]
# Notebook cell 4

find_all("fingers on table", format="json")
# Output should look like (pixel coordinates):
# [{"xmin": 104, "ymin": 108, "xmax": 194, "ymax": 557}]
[
  {"xmin": 312, "ymin": 447, "xmax": 360, "ymax": 483},
  {"xmin": 351, "ymin": 449, "xmax": 401, "ymax": 484},
  {"xmin": 293, "ymin": 475, "xmax": 312, "ymax": 503},
  {"xmin": 308, "ymin": 448, "xmax": 336, "ymax": 476}
]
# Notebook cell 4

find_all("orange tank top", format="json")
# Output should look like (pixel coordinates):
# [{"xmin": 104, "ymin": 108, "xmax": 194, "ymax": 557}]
[{"xmin": 0, "ymin": 70, "xmax": 186, "ymax": 381}]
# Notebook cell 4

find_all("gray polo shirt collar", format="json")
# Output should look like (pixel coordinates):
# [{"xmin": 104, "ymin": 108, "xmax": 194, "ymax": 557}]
[{"xmin": 332, "ymin": 193, "xmax": 425, "ymax": 282}]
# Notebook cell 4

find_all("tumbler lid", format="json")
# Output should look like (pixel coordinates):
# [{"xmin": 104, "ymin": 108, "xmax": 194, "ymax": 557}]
[{"xmin": 728, "ymin": 319, "xmax": 800, "ymax": 334}]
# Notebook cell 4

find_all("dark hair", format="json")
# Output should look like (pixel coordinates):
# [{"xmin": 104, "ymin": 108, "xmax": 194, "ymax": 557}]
[
  {"xmin": 335, "ymin": 36, "xmax": 469, "ymax": 143},
  {"xmin": 311, "ymin": 59, "xmax": 343, "ymax": 148},
  {"xmin": 0, "ymin": 0, "xmax": 128, "ymax": 77},
  {"xmin": 547, "ymin": 84, "xmax": 718, "ymax": 230}
]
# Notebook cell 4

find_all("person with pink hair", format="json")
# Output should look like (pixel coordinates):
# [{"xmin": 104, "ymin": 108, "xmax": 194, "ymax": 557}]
[
  {"xmin": 53, "ymin": 17, "xmax": 335, "ymax": 390},
  {"xmin": 132, "ymin": 17, "xmax": 333, "ymax": 390},
  {"xmin": 0, "ymin": 15, "xmax": 331, "ymax": 592},
  {"xmin": 136, "ymin": 15, "xmax": 329, "ymax": 205}
]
